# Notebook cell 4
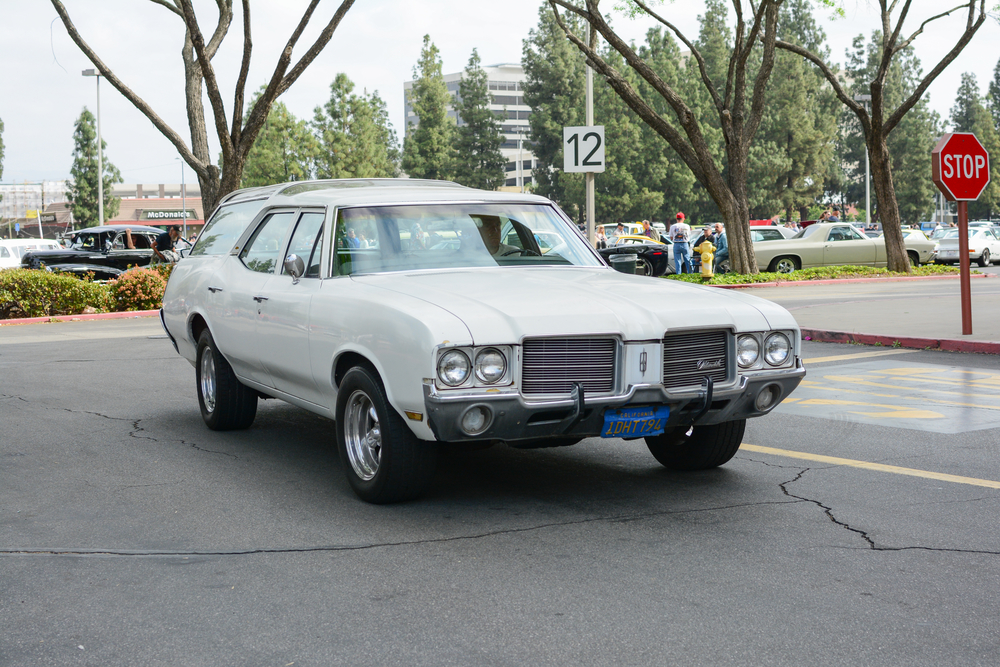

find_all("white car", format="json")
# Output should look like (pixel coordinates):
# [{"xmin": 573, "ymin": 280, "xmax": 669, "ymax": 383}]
[
  {"xmin": 161, "ymin": 179, "xmax": 805, "ymax": 503},
  {"xmin": 0, "ymin": 239, "xmax": 62, "ymax": 269},
  {"xmin": 934, "ymin": 227, "xmax": 1000, "ymax": 267}
]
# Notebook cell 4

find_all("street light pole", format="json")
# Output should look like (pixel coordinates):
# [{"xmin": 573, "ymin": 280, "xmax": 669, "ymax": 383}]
[
  {"xmin": 180, "ymin": 158, "xmax": 187, "ymax": 239},
  {"xmin": 854, "ymin": 94, "xmax": 872, "ymax": 228},
  {"xmin": 585, "ymin": 24, "xmax": 595, "ymax": 246},
  {"xmin": 82, "ymin": 69, "xmax": 104, "ymax": 226}
]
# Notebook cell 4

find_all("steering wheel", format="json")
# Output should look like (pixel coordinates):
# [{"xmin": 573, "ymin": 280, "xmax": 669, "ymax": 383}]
[{"xmin": 501, "ymin": 248, "xmax": 540, "ymax": 257}]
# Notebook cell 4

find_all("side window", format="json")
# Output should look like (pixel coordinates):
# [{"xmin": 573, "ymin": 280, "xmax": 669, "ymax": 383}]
[
  {"xmin": 828, "ymin": 227, "xmax": 850, "ymax": 242},
  {"xmin": 283, "ymin": 211, "xmax": 326, "ymax": 278},
  {"xmin": 240, "ymin": 212, "xmax": 296, "ymax": 274},
  {"xmin": 0, "ymin": 247, "xmax": 9, "ymax": 258},
  {"xmin": 334, "ymin": 209, "xmax": 382, "ymax": 276},
  {"xmin": 190, "ymin": 199, "xmax": 268, "ymax": 256}
]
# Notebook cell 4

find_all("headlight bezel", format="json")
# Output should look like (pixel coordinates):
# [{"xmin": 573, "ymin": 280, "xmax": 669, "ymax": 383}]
[
  {"xmin": 474, "ymin": 347, "xmax": 507, "ymax": 384},
  {"xmin": 737, "ymin": 334, "xmax": 760, "ymax": 368},
  {"xmin": 436, "ymin": 345, "xmax": 512, "ymax": 389},
  {"xmin": 763, "ymin": 332, "xmax": 791, "ymax": 366},
  {"xmin": 736, "ymin": 330, "xmax": 797, "ymax": 370},
  {"xmin": 437, "ymin": 349, "xmax": 472, "ymax": 387}
]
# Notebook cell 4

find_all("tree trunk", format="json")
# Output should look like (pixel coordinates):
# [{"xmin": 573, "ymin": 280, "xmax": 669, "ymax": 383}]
[
  {"xmin": 868, "ymin": 134, "xmax": 910, "ymax": 272},
  {"xmin": 723, "ymin": 146, "xmax": 759, "ymax": 274}
]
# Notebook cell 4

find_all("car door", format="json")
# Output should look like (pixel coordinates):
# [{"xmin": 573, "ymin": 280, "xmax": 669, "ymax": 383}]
[
  {"xmin": 823, "ymin": 225, "xmax": 877, "ymax": 266},
  {"xmin": 210, "ymin": 209, "xmax": 298, "ymax": 387},
  {"xmin": 254, "ymin": 210, "xmax": 328, "ymax": 406}
]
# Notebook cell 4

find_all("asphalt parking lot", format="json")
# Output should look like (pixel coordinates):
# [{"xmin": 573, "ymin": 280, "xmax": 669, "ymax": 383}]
[{"xmin": 2, "ymin": 318, "xmax": 999, "ymax": 666}]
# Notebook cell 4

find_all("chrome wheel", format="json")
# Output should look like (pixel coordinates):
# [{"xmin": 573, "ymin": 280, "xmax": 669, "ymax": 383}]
[
  {"xmin": 199, "ymin": 349, "xmax": 217, "ymax": 413},
  {"xmin": 344, "ymin": 389, "xmax": 381, "ymax": 481},
  {"xmin": 773, "ymin": 257, "xmax": 798, "ymax": 273},
  {"xmin": 638, "ymin": 257, "xmax": 654, "ymax": 276}
]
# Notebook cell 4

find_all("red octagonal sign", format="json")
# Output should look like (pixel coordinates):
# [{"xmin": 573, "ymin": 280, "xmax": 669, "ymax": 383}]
[{"xmin": 932, "ymin": 132, "xmax": 991, "ymax": 201}]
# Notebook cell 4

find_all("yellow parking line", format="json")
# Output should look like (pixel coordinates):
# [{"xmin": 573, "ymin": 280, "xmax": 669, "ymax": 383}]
[
  {"xmin": 803, "ymin": 349, "xmax": 918, "ymax": 364},
  {"xmin": 742, "ymin": 444, "xmax": 1000, "ymax": 489}
]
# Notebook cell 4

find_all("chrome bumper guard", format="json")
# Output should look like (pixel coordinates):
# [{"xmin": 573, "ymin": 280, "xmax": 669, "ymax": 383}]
[{"xmin": 423, "ymin": 359, "xmax": 806, "ymax": 443}]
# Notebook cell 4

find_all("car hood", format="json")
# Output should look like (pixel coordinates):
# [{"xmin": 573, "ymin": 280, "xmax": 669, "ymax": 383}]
[
  {"xmin": 356, "ymin": 267, "xmax": 795, "ymax": 345},
  {"xmin": 21, "ymin": 248, "xmax": 104, "ymax": 263}
]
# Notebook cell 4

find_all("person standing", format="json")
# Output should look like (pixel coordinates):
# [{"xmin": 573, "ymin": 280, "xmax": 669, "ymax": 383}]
[
  {"xmin": 595, "ymin": 226, "xmax": 608, "ymax": 249},
  {"xmin": 612, "ymin": 222, "xmax": 625, "ymax": 239},
  {"xmin": 713, "ymin": 222, "xmax": 729, "ymax": 272},
  {"xmin": 669, "ymin": 212, "xmax": 692, "ymax": 273},
  {"xmin": 641, "ymin": 220, "xmax": 657, "ymax": 240},
  {"xmin": 152, "ymin": 225, "xmax": 182, "ymax": 264}
]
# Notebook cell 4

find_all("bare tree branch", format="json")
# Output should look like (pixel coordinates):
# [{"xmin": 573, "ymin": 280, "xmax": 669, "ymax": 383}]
[
  {"xmin": 230, "ymin": 0, "xmax": 253, "ymax": 150},
  {"xmin": 743, "ymin": 1, "xmax": 779, "ymax": 148},
  {"xmin": 894, "ymin": 3, "xmax": 972, "ymax": 52},
  {"xmin": 147, "ymin": 0, "xmax": 181, "ymax": 17}
]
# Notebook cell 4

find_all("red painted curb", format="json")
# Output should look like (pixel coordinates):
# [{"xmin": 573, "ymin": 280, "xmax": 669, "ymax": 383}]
[
  {"xmin": 800, "ymin": 328, "xmax": 1000, "ymax": 355},
  {"xmin": 0, "ymin": 310, "xmax": 159, "ymax": 326},
  {"xmin": 710, "ymin": 273, "xmax": 994, "ymax": 289}
]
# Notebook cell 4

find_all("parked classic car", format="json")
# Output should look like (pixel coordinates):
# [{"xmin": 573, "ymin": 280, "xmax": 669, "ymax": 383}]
[
  {"xmin": 753, "ymin": 222, "xmax": 930, "ymax": 273},
  {"xmin": 160, "ymin": 179, "xmax": 805, "ymax": 503},
  {"xmin": 598, "ymin": 234, "xmax": 674, "ymax": 276},
  {"xmin": 878, "ymin": 228, "xmax": 937, "ymax": 265},
  {"xmin": 19, "ymin": 225, "xmax": 166, "ymax": 279},
  {"xmin": 934, "ymin": 227, "xmax": 1000, "ymax": 266}
]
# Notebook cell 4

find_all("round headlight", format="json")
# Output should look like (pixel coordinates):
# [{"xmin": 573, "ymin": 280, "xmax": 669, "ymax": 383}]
[
  {"xmin": 437, "ymin": 350, "xmax": 471, "ymax": 386},
  {"xmin": 474, "ymin": 348, "xmax": 507, "ymax": 384},
  {"xmin": 737, "ymin": 335, "xmax": 760, "ymax": 368},
  {"xmin": 764, "ymin": 333, "xmax": 791, "ymax": 366}
]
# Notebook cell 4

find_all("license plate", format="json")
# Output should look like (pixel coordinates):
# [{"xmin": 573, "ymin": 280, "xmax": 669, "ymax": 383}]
[{"xmin": 601, "ymin": 405, "xmax": 670, "ymax": 438}]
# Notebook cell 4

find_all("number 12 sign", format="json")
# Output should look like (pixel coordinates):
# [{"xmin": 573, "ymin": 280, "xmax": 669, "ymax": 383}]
[{"xmin": 563, "ymin": 126, "xmax": 605, "ymax": 173}]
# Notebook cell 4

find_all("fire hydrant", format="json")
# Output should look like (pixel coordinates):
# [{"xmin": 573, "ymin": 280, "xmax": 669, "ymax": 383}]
[{"xmin": 696, "ymin": 240, "xmax": 716, "ymax": 278}]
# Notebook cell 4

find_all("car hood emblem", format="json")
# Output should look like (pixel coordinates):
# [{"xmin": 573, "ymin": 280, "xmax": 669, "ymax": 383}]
[{"xmin": 697, "ymin": 359, "xmax": 724, "ymax": 370}]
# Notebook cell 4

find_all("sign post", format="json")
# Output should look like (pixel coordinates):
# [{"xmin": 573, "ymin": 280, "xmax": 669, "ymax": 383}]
[{"xmin": 931, "ymin": 132, "xmax": 991, "ymax": 336}]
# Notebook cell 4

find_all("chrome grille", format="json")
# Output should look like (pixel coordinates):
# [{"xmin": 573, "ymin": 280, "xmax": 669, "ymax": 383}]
[
  {"xmin": 521, "ymin": 338, "xmax": 617, "ymax": 395},
  {"xmin": 662, "ymin": 330, "xmax": 729, "ymax": 389}
]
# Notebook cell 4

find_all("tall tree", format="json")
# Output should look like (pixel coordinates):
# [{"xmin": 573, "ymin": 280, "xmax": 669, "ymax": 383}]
[
  {"xmin": 774, "ymin": 0, "xmax": 989, "ymax": 272},
  {"xmin": 452, "ymin": 49, "xmax": 507, "ymax": 190},
  {"xmin": 241, "ymin": 95, "xmax": 317, "ymax": 188},
  {"xmin": 402, "ymin": 35, "xmax": 453, "ymax": 180},
  {"xmin": 988, "ymin": 57, "xmax": 1000, "ymax": 133},
  {"xmin": 522, "ymin": 4, "xmax": 587, "ymax": 220},
  {"xmin": 66, "ymin": 108, "xmax": 122, "ymax": 228},
  {"xmin": 312, "ymin": 73, "xmax": 400, "ymax": 179},
  {"xmin": 545, "ymin": 0, "xmax": 788, "ymax": 273},
  {"xmin": 51, "ymin": 0, "xmax": 358, "ymax": 216},
  {"xmin": 0, "ymin": 116, "xmax": 5, "ymax": 208},
  {"xmin": 950, "ymin": 72, "xmax": 1000, "ymax": 219}
]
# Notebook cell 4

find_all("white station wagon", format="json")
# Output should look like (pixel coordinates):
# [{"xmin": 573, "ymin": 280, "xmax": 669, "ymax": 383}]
[{"xmin": 161, "ymin": 179, "xmax": 805, "ymax": 503}]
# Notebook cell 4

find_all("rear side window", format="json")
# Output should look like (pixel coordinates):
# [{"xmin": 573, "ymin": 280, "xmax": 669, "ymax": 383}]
[
  {"xmin": 240, "ymin": 212, "xmax": 297, "ymax": 274},
  {"xmin": 190, "ymin": 199, "xmax": 267, "ymax": 256}
]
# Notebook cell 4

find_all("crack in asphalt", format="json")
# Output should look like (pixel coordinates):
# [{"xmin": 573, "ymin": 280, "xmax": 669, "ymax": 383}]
[
  {"xmin": 0, "ymin": 498, "xmax": 804, "ymax": 558},
  {"xmin": 779, "ymin": 468, "xmax": 1000, "ymax": 556}
]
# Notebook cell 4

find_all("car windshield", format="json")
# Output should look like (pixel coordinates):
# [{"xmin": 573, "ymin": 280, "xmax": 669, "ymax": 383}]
[
  {"xmin": 71, "ymin": 233, "xmax": 103, "ymax": 250},
  {"xmin": 943, "ymin": 229, "xmax": 981, "ymax": 239},
  {"xmin": 334, "ymin": 203, "xmax": 601, "ymax": 276}
]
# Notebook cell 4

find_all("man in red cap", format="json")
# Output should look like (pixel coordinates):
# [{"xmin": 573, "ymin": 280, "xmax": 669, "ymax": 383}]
[{"xmin": 669, "ymin": 212, "xmax": 692, "ymax": 273}]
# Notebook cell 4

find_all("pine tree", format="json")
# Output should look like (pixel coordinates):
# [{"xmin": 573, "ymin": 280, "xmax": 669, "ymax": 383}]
[
  {"xmin": 242, "ymin": 97, "xmax": 317, "ymax": 188},
  {"xmin": 988, "ymin": 57, "xmax": 1000, "ymax": 133},
  {"xmin": 67, "ymin": 108, "xmax": 122, "ymax": 228},
  {"xmin": 312, "ymin": 74, "xmax": 400, "ymax": 179},
  {"xmin": 950, "ymin": 72, "xmax": 1000, "ymax": 218},
  {"xmin": 401, "ymin": 35, "xmax": 453, "ymax": 180},
  {"xmin": 452, "ymin": 50, "xmax": 507, "ymax": 190}
]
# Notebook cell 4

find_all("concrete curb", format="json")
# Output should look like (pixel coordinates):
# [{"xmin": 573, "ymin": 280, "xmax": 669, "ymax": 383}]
[
  {"xmin": 709, "ymin": 273, "xmax": 994, "ymax": 289},
  {"xmin": 0, "ymin": 310, "xmax": 159, "ymax": 326},
  {"xmin": 800, "ymin": 328, "xmax": 1000, "ymax": 355}
]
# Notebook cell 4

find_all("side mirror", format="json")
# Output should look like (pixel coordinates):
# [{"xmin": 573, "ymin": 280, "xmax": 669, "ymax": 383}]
[{"xmin": 284, "ymin": 254, "xmax": 305, "ymax": 283}]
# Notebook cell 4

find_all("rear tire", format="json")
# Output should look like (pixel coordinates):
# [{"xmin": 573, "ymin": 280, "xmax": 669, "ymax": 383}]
[
  {"xmin": 978, "ymin": 249, "xmax": 990, "ymax": 268},
  {"xmin": 196, "ymin": 330, "xmax": 257, "ymax": 431},
  {"xmin": 907, "ymin": 251, "xmax": 920, "ymax": 268},
  {"xmin": 336, "ymin": 366, "xmax": 438, "ymax": 503},
  {"xmin": 644, "ymin": 419, "xmax": 746, "ymax": 471},
  {"xmin": 637, "ymin": 257, "xmax": 654, "ymax": 276}
]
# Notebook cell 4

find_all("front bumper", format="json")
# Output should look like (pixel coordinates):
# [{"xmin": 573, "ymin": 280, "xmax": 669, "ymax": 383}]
[{"xmin": 423, "ymin": 359, "xmax": 805, "ymax": 443}]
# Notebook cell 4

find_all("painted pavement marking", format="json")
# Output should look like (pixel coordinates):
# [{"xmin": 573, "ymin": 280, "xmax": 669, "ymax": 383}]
[{"xmin": 803, "ymin": 349, "xmax": 918, "ymax": 364}]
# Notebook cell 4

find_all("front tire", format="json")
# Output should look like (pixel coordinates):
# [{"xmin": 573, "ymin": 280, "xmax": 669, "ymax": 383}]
[
  {"xmin": 907, "ymin": 251, "xmax": 920, "ymax": 268},
  {"xmin": 196, "ymin": 330, "xmax": 257, "ymax": 431},
  {"xmin": 978, "ymin": 249, "xmax": 990, "ymax": 267},
  {"xmin": 336, "ymin": 366, "xmax": 438, "ymax": 503},
  {"xmin": 644, "ymin": 419, "xmax": 746, "ymax": 471},
  {"xmin": 769, "ymin": 256, "xmax": 800, "ymax": 273}
]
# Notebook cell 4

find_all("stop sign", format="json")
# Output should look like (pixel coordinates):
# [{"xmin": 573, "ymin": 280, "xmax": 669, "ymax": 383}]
[{"xmin": 932, "ymin": 132, "xmax": 991, "ymax": 201}]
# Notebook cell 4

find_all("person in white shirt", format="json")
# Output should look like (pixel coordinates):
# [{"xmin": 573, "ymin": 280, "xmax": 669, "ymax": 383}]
[{"xmin": 668, "ymin": 212, "xmax": 692, "ymax": 273}]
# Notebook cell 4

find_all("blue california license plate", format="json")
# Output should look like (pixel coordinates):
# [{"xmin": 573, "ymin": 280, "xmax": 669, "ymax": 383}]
[{"xmin": 601, "ymin": 405, "xmax": 670, "ymax": 438}]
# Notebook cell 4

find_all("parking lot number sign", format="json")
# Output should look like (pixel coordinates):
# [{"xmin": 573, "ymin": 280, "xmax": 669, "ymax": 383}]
[{"xmin": 563, "ymin": 126, "xmax": 605, "ymax": 173}]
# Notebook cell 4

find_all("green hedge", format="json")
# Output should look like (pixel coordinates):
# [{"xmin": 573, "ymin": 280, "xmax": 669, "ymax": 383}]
[
  {"xmin": 664, "ymin": 264, "xmax": 964, "ymax": 286},
  {"xmin": 0, "ymin": 268, "xmax": 112, "ymax": 319}
]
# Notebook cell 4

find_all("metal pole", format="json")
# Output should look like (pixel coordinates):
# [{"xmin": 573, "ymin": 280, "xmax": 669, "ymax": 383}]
[
  {"xmin": 518, "ymin": 134, "xmax": 523, "ymax": 194},
  {"xmin": 865, "ymin": 118, "xmax": 870, "ymax": 228},
  {"xmin": 96, "ymin": 74, "xmax": 104, "ymax": 226},
  {"xmin": 181, "ymin": 159, "xmax": 187, "ymax": 238},
  {"xmin": 957, "ymin": 201, "xmax": 972, "ymax": 335},
  {"xmin": 585, "ymin": 24, "xmax": 595, "ymax": 246}
]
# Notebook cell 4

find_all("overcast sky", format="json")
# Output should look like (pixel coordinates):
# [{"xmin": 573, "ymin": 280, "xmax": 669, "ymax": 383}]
[{"xmin": 2, "ymin": 0, "xmax": 997, "ymax": 186}]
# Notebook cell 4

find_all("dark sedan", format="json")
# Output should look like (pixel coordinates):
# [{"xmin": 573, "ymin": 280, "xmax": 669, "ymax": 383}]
[
  {"xmin": 599, "ymin": 234, "xmax": 674, "ymax": 276},
  {"xmin": 21, "ymin": 225, "xmax": 166, "ymax": 279}
]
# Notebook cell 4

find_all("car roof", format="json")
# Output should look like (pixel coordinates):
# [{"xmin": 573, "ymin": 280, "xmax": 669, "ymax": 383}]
[
  {"xmin": 217, "ymin": 178, "xmax": 552, "ymax": 209},
  {"xmin": 69, "ymin": 224, "xmax": 165, "ymax": 235}
]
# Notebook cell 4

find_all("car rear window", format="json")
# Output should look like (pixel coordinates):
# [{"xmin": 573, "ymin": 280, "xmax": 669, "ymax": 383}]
[{"xmin": 190, "ymin": 199, "xmax": 268, "ymax": 256}]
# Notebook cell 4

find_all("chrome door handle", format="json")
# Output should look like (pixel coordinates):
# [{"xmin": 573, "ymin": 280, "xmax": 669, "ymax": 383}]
[
  {"xmin": 253, "ymin": 295, "xmax": 268, "ymax": 302},
  {"xmin": 208, "ymin": 286, "xmax": 223, "ymax": 293}
]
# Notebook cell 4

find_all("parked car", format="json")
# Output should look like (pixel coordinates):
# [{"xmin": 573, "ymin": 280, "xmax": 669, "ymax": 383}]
[
  {"xmin": 0, "ymin": 239, "xmax": 63, "ymax": 269},
  {"xmin": 19, "ymin": 225, "xmax": 166, "ymax": 279},
  {"xmin": 934, "ymin": 227, "xmax": 1000, "ymax": 267},
  {"xmin": 598, "ymin": 234, "xmax": 674, "ymax": 276},
  {"xmin": 879, "ymin": 228, "xmax": 936, "ymax": 265},
  {"xmin": 751, "ymin": 227, "xmax": 797, "ymax": 242},
  {"xmin": 160, "ymin": 179, "xmax": 805, "ymax": 503},
  {"xmin": 753, "ymin": 222, "xmax": 929, "ymax": 273}
]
